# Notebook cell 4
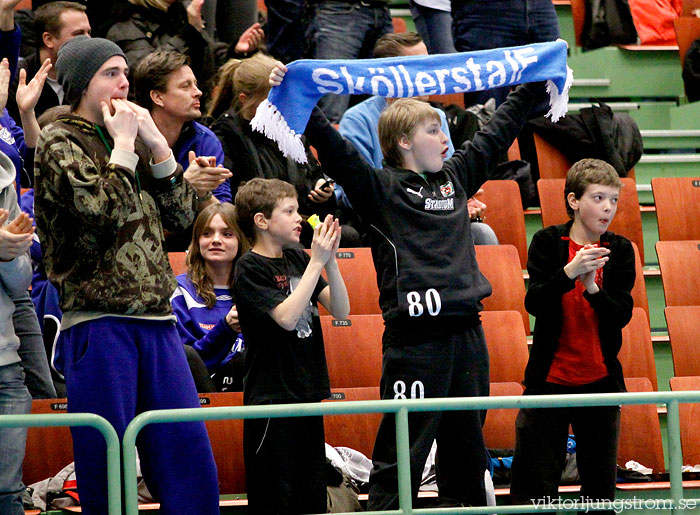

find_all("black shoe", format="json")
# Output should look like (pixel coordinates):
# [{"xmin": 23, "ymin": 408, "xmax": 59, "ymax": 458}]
[{"xmin": 427, "ymin": 496, "xmax": 469, "ymax": 508}]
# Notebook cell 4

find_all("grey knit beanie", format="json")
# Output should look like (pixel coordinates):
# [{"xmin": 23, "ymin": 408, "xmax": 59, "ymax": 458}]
[{"xmin": 56, "ymin": 36, "xmax": 127, "ymax": 108}]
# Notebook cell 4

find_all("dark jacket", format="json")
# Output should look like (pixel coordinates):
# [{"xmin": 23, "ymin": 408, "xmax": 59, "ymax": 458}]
[
  {"xmin": 8, "ymin": 51, "xmax": 62, "ymax": 124},
  {"xmin": 523, "ymin": 221, "xmax": 635, "ymax": 391},
  {"xmin": 581, "ymin": 0, "xmax": 638, "ymax": 50},
  {"xmin": 0, "ymin": 25, "xmax": 32, "ymax": 193},
  {"xmin": 106, "ymin": 1, "xmax": 227, "ymax": 89},
  {"xmin": 527, "ymin": 102, "xmax": 643, "ymax": 178},
  {"xmin": 305, "ymin": 83, "xmax": 543, "ymax": 328},
  {"xmin": 212, "ymin": 108, "xmax": 334, "ymax": 216}
]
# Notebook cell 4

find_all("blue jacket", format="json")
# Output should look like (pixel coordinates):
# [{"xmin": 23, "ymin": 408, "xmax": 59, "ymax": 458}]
[
  {"xmin": 0, "ymin": 25, "xmax": 30, "ymax": 197},
  {"xmin": 20, "ymin": 189, "xmax": 63, "ymax": 331},
  {"xmin": 0, "ymin": 24, "xmax": 19, "ymax": 82},
  {"xmin": 171, "ymin": 273, "xmax": 244, "ymax": 372},
  {"xmin": 0, "ymin": 109, "xmax": 29, "ymax": 197},
  {"xmin": 174, "ymin": 121, "xmax": 231, "ymax": 203}
]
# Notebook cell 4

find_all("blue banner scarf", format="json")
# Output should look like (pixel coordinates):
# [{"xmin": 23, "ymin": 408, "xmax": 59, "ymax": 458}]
[{"xmin": 252, "ymin": 40, "xmax": 573, "ymax": 163}]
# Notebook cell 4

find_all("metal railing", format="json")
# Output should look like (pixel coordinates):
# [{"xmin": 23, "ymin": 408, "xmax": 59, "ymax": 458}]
[
  {"xmin": 0, "ymin": 412, "xmax": 121, "ymax": 513},
  {"xmin": 120, "ymin": 390, "xmax": 700, "ymax": 515},
  {"xmin": 5, "ymin": 391, "xmax": 699, "ymax": 513}
]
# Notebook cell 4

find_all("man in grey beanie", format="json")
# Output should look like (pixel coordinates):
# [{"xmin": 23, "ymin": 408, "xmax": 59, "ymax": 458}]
[
  {"xmin": 33, "ymin": 37, "xmax": 221, "ymax": 515},
  {"xmin": 55, "ymin": 35, "xmax": 126, "ymax": 109}
]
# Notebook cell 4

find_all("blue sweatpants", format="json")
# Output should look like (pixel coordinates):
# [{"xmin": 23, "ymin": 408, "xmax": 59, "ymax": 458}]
[{"xmin": 59, "ymin": 317, "xmax": 219, "ymax": 514}]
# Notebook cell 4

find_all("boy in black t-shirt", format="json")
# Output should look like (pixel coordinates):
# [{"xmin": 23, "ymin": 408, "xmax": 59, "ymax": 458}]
[{"xmin": 233, "ymin": 178, "xmax": 350, "ymax": 514}]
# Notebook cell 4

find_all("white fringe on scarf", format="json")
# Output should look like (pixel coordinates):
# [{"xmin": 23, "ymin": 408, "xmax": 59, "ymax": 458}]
[
  {"xmin": 545, "ymin": 65, "xmax": 574, "ymax": 123},
  {"xmin": 251, "ymin": 98, "xmax": 309, "ymax": 164},
  {"xmin": 253, "ymin": 68, "xmax": 574, "ymax": 164}
]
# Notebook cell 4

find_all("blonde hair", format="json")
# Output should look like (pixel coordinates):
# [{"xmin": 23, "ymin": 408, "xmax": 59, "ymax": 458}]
[
  {"xmin": 128, "ymin": 0, "xmax": 170, "ymax": 11},
  {"xmin": 207, "ymin": 53, "xmax": 277, "ymax": 121},
  {"xmin": 378, "ymin": 98, "xmax": 441, "ymax": 168},
  {"xmin": 186, "ymin": 203, "xmax": 249, "ymax": 308}
]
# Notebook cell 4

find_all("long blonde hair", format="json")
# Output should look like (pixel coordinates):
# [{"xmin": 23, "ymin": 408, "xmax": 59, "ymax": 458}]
[
  {"xmin": 186, "ymin": 203, "xmax": 249, "ymax": 308},
  {"xmin": 207, "ymin": 53, "xmax": 277, "ymax": 121}
]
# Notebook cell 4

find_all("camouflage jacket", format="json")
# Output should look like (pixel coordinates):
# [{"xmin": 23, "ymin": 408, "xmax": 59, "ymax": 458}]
[{"xmin": 34, "ymin": 114, "xmax": 197, "ymax": 316}]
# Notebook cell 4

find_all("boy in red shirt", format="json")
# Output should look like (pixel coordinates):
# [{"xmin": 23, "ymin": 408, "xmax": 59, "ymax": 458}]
[{"xmin": 510, "ymin": 158, "xmax": 635, "ymax": 511}]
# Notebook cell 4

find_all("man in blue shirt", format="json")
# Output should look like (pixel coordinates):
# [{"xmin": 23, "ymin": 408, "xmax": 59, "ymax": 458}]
[
  {"xmin": 132, "ymin": 49, "xmax": 231, "ymax": 250},
  {"xmin": 132, "ymin": 49, "xmax": 231, "ymax": 205}
]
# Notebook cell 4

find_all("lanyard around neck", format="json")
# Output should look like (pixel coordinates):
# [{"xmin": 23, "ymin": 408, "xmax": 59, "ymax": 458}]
[{"xmin": 94, "ymin": 124, "xmax": 143, "ymax": 200}]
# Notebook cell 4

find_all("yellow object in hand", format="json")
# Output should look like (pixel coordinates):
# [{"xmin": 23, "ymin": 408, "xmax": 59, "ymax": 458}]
[{"xmin": 308, "ymin": 214, "xmax": 321, "ymax": 229}]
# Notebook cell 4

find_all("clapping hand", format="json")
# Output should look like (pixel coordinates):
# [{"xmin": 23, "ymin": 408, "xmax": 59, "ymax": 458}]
[
  {"xmin": 0, "ymin": 0, "xmax": 23, "ymax": 12},
  {"xmin": 184, "ymin": 151, "xmax": 232, "ymax": 198},
  {"xmin": 234, "ymin": 22, "xmax": 264, "ymax": 54},
  {"xmin": 564, "ymin": 244, "xmax": 609, "ymax": 293},
  {"xmin": 16, "ymin": 58, "xmax": 52, "ymax": 115},
  {"xmin": 0, "ymin": 58, "xmax": 10, "ymax": 113},
  {"xmin": 0, "ymin": 209, "xmax": 34, "ymax": 261},
  {"xmin": 0, "ymin": 0, "xmax": 23, "ymax": 31},
  {"xmin": 310, "ymin": 214, "xmax": 341, "ymax": 267},
  {"xmin": 186, "ymin": 0, "xmax": 205, "ymax": 31}
]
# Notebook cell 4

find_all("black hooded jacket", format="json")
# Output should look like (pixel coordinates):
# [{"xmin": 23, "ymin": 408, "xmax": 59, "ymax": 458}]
[
  {"xmin": 305, "ymin": 82, "xmax": 544, "ymax": 334},
  {"xmin": 523, "ymin": 221, "xmax": 635, "ymax": 391}
]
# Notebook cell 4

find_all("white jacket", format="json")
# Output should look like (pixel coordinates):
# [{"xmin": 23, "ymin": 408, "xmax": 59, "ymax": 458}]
[{"xmin": 0, "ymin": 151, "xmax": 31, "ymax": 367}]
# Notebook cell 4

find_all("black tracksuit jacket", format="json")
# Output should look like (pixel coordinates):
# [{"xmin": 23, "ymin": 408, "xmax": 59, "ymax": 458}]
[
  {"xmin": 305, "ymin": 82, "xmax": 543, "ymax": 334},
  {"xmin": 523, "ymin": 221, "xmax": 635, "ymax": 391}
]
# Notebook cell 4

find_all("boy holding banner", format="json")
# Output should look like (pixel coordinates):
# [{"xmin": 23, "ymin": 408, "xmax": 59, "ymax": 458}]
[{"xmin": 265, "ymin": 41, "xmax": 568, "ymax": 509}]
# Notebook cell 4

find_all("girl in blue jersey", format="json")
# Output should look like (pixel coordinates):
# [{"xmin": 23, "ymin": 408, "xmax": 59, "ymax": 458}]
[{"xmin": 171, "ymin": 202, "xmax": 250, "ymax": 391}]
